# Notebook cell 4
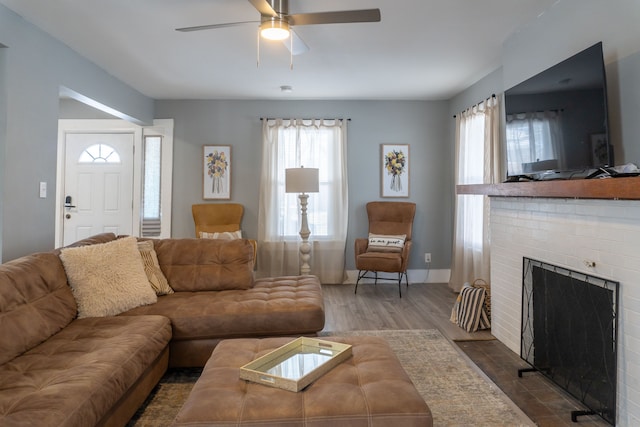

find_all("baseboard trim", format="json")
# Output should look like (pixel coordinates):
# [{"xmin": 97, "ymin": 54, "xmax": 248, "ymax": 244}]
[{"xmin": 343, "ymin": 269, "xmax": 451, "ymax": 285}]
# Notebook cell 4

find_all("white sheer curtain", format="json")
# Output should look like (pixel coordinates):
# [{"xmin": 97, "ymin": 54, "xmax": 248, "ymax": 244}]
[
  {"xmin": 506, "ymin": 111, "xmax": 564, "ymax": 175},
  {"xmin": 449, "ymin": 96, "xmax": 501, "ymax": 292},
  {"xmin": 258, "ymin": 119, "xmax": 348, "ymax": 284}
]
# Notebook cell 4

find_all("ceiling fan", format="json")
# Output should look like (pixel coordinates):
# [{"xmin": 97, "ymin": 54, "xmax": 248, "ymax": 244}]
[{"xmin": 176, "ymin": 0, "xmax": 381, "ymax": 55}]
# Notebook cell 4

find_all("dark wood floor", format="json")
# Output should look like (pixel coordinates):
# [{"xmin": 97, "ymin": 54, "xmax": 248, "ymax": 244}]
[{"xmin": 322, "ymin": 283, "xmax": 609, "ymax": 427}]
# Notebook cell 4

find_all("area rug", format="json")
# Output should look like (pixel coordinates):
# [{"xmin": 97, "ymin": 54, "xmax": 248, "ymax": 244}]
[{"xmin": 128, "ymin": 329, "xmax": 533, "ymax": 426}]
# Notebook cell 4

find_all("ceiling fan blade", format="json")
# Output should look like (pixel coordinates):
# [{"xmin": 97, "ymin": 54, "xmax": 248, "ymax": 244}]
[
  {"xmin": 282, "ymin": 29, "xmax": 310, "ymax": 56},
  {"xmin": 289, "ymin": 9, "xmax": 381, "ymax": 26},
  {"xmin": 248, "ymin": 0, "xmax": 278, "ymax": 17},
  {"xmin": 176, "ymin": 21, "xmax": 258, "ymax": 32}
]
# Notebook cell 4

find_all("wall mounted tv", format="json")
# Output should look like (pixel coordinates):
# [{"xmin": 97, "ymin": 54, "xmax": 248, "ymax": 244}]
[{"xmin": 504, "ymin": 42, "xmax": 611, "ymax": 180}]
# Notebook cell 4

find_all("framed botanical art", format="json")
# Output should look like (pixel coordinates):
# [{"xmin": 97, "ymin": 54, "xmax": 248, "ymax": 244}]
[
  {"xmin": 203, "ymin": 145, "xmax": 231, "ymax": 199},
  {"xmin": 381, "ymin": 144, "xmax": 409, "ymax": 198}
]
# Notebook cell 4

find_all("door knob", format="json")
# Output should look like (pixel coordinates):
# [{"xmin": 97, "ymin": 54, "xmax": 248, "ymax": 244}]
[{"xmin": 65, "ymin": 214, "xmax": 71, "ymax": 219}]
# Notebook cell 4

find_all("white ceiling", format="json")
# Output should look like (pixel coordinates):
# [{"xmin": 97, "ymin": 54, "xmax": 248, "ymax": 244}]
[{"xmin": 0, "ymin": 0, "xmax": 558, "ymax": 100}]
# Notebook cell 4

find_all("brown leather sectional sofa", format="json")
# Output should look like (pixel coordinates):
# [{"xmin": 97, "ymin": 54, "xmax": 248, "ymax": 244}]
[{"xmin": 0, "ymin": 233, "xmax": 325, "ymax": 427}]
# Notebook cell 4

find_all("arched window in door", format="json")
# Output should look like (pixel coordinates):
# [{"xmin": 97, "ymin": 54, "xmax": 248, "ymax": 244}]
[{"xmin": 78, "ymin": 143, "xmax": 121, "ymax": 163}]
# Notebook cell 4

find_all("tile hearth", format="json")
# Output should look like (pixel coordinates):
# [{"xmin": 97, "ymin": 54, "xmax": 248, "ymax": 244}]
[{"xmin": 458, "ymin": 340, "xmax": 609, "ymax": 427}]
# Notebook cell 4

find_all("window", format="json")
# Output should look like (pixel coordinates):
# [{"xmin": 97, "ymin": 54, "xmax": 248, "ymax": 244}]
[
  {"xmin": 505, "ymin": 111, "xmax": 563, "ymax": 175},
  {"xmin": 277, "ymin": 125, "xmax": 338, "ymax": 238},
  {"xmin": 78, "ymin": 143, "xmax": 120, "ymax": 163},
  {"xmin": 458, "ymin": 112, "xmax": 486, "ymax": 250},
  {"xmin": 258, "ymin": 118, "xmax": 348, "ymax": 283},
  {"xmin": 141, "ymin": 136, "xmax": 162, "ymax": 237},
  {"xmin": 449, "ymin": 96, "xmax": 500, "ymax": 292},
  {"xmin": 261, "ymin": 119, "xmax": 347, "ymax": 241},
  {"xmin": 139, "ymin": 120, "xmax": 173, "ymax": 239}
]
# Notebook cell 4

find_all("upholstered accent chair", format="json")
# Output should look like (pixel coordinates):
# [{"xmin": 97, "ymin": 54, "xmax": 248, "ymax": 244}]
[
  {"xmin": 192, "ymin": 203, "xmax": 257, "ymax": 261},
  {"xmin": 354, "ymin": 201, "xmax": 416, "ymax": 297},
  {"xmin": 191, "ymin": 203, "xmax": 244, "ymax": 238}
]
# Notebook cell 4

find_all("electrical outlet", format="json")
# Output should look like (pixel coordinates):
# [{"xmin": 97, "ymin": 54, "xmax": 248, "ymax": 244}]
[
  {"xmin": 424, "ymin": 253, "xmax": 431, "ymax": 263},
  {"xmin": 39, "ymin": 182, "xmax": 47, "ymax": 198}
]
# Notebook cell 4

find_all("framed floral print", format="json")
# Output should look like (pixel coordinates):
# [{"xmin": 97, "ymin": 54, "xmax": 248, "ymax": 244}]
[
  {"xmin": 381, "ymin": 144, "xmax": 409, "ymax": 198},
  {"xmin": 203, "ymin": 145, "xmax": 231, "ymax": 199}
]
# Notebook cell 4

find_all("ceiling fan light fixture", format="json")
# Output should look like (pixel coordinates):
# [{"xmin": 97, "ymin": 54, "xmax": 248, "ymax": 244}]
[{"xmin": 260, "ymin": 19, "xmax": 290, "ymax": 40}]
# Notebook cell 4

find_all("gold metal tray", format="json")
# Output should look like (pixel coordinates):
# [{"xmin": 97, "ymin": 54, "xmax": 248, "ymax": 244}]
[{"xmin": 239, "ymin": 337, "xmax": 352, "ymax": 392}]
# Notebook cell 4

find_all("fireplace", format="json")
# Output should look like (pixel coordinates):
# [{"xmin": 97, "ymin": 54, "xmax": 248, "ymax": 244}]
[{"xmin": 520, "ymin": 257, "xmax": 619, "ymax": 425}]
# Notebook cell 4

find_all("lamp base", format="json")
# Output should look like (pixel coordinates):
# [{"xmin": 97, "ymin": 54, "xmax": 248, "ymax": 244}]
[
  {"xmin": 299, "ymin": 239, "xmax": 311, "ymax": 275},
  {"xmin": 298, "ymin": 193, "xmax": 311, "ymax": 275}
]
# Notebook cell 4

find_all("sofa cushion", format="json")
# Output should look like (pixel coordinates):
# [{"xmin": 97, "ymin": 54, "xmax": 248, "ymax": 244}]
[
  {"xmin": 59, "ymin": 236, "xmax": 157, "ymax": 318},
  {"xmin": 0, "ymin": 252, "xmax": 77, "ymax": 366},
  {"xmin": 152, "ymin": 238, "xmax": 255, "ymax": 291},
  {"xmin": 122, "ymin": 275, "xmax": 325, "ymax": 341},
  {"xmin": 0, "ymin": 315, "xmax": 171, "ymax": 427}
]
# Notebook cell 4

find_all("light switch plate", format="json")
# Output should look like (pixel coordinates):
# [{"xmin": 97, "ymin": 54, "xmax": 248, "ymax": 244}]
[{"xmin": 39, "ymin": 182, "xmax": 47, "ymax": 198}]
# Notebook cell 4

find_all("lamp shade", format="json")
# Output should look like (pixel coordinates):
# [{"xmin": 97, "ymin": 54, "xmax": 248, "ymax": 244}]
[{"xmin": 285, "ymin": 167, "xmax": 319, "ymax": 193}]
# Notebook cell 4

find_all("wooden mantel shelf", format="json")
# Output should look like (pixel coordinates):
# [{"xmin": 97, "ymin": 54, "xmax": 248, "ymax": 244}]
[{"xmin": 457, "ymin": 176, "xmax": 640, "ymax": 200}]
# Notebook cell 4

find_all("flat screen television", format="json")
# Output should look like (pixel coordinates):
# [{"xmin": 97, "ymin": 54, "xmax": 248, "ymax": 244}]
[{"xmin": 504, "ymin": 42, "xmax": 612, "ymax": 180}]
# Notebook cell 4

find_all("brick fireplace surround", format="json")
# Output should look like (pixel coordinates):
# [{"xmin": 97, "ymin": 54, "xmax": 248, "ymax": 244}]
[{"xmin": 459, "ymin": 177, "xmax": 640, "ymax": 425}]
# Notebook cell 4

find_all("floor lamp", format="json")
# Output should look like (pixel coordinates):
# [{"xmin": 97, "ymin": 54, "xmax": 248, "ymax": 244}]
[{"xmin": 285, "ymin": 166, "xmax": 319, "ymax": 275}]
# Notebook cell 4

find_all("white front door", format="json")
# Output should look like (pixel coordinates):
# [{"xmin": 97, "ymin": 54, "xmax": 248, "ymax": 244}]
[{"xmin": 62, "ymin": 133, "xmax": 135, "ymax": 245}]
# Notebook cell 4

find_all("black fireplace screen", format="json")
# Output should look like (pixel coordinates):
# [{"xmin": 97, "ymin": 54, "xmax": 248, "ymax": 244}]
[{"xmin": 521, "ymin": 258, "xmax": 619, "ymax": 425}]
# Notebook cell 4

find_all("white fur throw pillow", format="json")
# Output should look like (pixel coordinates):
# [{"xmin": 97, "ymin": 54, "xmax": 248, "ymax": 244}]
[{"xmin": 60, "ymin": 236, "xmax": 157, "ymax": 318}]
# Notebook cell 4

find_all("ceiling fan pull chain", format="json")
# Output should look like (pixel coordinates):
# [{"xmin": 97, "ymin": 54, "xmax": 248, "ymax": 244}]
[
  {"xmin": 290, "ymin": 35, "xmax": 293, "ymax": 70},
  {"xmin": 256, "ymin": 28, "xmax": 261, "ymax": 68}
]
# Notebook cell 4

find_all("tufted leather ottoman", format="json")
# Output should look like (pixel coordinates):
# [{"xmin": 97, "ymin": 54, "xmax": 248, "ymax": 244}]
[{"xmin": 172, "ymin": 336, "xmax": 432, "ymax": 426}]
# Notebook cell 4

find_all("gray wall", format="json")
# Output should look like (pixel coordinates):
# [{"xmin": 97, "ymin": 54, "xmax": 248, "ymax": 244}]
[
  {"xmin": 451, "ymin": 0, "xmax": 640, "ymax": 173},
  {"xmin": 59, "ymin": 98, "xmax": 118, "ymax": 120},
  {"xmin": 449, "ymin": 68, "xmax": 503, "ymax": 120},
  {"xmin": 3, "ymin": 0, "xmax": 640, "ymax": 271},
  {"xmin": 611, "ymin": 51, "xmax": 640, "ymax": 166},
  {"xmin": 0, "ymin": 45, "xmax": 6, "ymax": 262},
  {"xmin": 502, "ymin": 0, "xmax": 640, "ymax": 168},
  {"xmin": 0, "ymin": 5, "xmax": 154, "ymax": 261},
  {"xmin": 155, "ymin": 100, "xmax": 452, "ymax": 271}
]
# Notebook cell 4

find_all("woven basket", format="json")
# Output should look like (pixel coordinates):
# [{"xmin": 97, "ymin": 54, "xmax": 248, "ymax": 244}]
[{"xmin": 472, "ymin": 279, "xmax": 491, "ymax": 321}]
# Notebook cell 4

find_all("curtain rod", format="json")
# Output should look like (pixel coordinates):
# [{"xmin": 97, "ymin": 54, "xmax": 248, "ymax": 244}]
[
  {"xmin": 260, "ymin": 117, "xmax": 351, "ymax": 121},
  {"xmin": 453, "ymin": 93, "xmax": 496, "ymax": 118}
]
